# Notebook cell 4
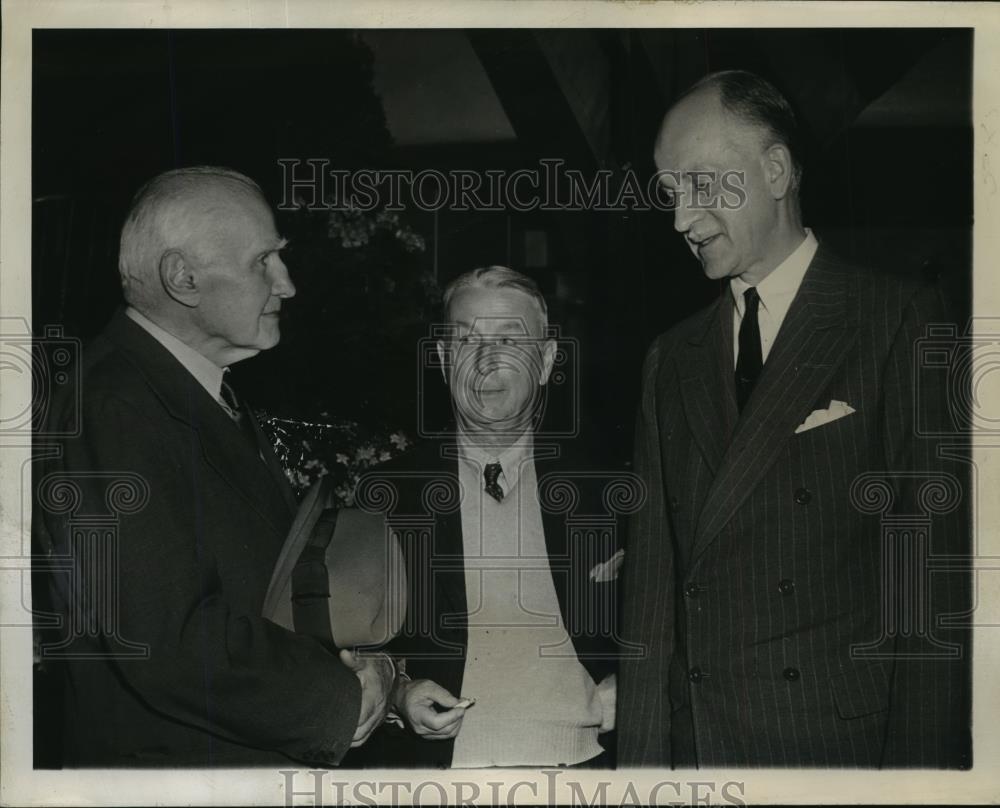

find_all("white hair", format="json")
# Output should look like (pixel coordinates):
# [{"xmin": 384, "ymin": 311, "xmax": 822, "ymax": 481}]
[
  {"xmin": 117, "ymin": 166, "xmax": 264, "ymax": 311},
  {"xmin": 442, "ymin": 265, "xmax": 549, "ymax": 333}
]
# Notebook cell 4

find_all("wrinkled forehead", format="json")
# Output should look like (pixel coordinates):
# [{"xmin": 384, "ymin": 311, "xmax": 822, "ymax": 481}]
[
  {"xmin": 445, "ymin": 286, "xmax": 547, "ymax": 336},
  {"xmin": 655, "ymin": 92, "xmax": 762, "ymax": 175},
  {"xmin": 452, "ymin": 316, "xmax": 535, "ymax": 337},
  {"xmin": 192, "ymin": 182, "xmax": 271, "ymax": 224},
  {"xmin": 182, "ymin": 185, "xmax": 277, "ymax": 249}
]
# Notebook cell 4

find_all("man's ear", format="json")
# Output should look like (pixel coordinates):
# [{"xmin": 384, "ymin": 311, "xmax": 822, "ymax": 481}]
[
  {"xmin": 538, "ymin": 339, "xmax": 557, "ymax": 386},
  {"xmin": 763, "ymin": 142, "xmax": 795, "ymax": 200},
  {"xmin": 159, "ymin": 250, "xmax": 199, "ymax": 307},
  {"xmin": 436, "ymin": 340, "xmax": 450, "ymax": 387}
]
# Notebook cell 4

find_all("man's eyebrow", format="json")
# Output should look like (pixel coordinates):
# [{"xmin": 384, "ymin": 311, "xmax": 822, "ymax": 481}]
[
  {"xmin": 492, "ymin": 320, "xmax": 531, "ymax": 333},
  {"xmin": 475, "ymin": 319, "xmax": 532, "ymax": 334},
  {"xmin": 661, "ymin": 165, "xmax": 718, "ymax": 179},
  {"xmin": 450, "ymin": 318, "xmax": 532, "ymax": 333},
  {"xmin": 258, "ymin": 238, "xmax": 288, "ymax": 259}
]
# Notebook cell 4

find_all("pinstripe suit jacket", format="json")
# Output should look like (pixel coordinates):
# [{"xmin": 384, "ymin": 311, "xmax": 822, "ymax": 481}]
[{"xmin": 619, "ymin": 247, "xmax": 971, "ymax": 768}]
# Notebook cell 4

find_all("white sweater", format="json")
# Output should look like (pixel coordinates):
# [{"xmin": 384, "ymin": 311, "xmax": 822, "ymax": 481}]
[{"xmin": 450, "ymin": 434, "xmax": 604, "ymax": 768}]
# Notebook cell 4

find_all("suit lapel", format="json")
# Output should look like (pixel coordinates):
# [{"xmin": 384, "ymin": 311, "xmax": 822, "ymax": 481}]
[
  {"xmin": 534, "ymin": 446, "xmax": 618, "ymax": 682},
  {"xmin": 690, "ymin": 249, "xmax": 859, "ymax": 567},
  {"xmin": 105, "ymin": 311, "xmax": 294, "ymax": 538},
  {"xmin": 248, "ymin": 411, "xmax": 299, "ymax": 515},
  {"xmin": 193, "ymin": 410, "xmax": 294, "ymax": 536},
  {"xmin": 533, "ymin": 448, "xmax": 579, "ymax": 668},
  {"xmin": 433, "ymin": 446, "xmax": 469, "ymax": 621},
  {"xmin": 534, "ymin": 445, "xmax": 570, "ymax": 598},
  {"xmin": 676, "ymin": 293, "xmax": 739, "ymax": 476}
]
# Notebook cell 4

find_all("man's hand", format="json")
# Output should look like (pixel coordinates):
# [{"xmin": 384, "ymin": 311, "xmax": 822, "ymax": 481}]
[
  {"xmin": 340, "ymin": 649, "xmax": 394, "ymax": 748},
  {"xmin": 597, "ymin": 673, "xmax": 616, "ymax": 733},
  {"xmin": 394, "ymin": 678, "xmax": 469, "ymax": 740}
]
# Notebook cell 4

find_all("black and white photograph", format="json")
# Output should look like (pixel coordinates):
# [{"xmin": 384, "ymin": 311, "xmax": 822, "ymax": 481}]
[{"xmin": 2, "ymin": 1, "xmax": 998, "ymax": 805}]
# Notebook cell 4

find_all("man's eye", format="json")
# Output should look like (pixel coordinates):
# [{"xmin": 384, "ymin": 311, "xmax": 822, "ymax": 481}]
[
  {"xmin": 498, "ymin": 337, "xmax": 515, "ymax": 347},
  {"xmin": 661, "ymin": 188, "xmax": 677, "ymax": 206},
  {"xmin": 692, "ymin": 174, "xmax": 715, "ymax": 194}
]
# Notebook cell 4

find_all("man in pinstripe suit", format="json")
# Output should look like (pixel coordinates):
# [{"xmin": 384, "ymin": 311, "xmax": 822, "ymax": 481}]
[{"xmin": 619, "ymin": 71, "xmax": 970, "ymax": 768}]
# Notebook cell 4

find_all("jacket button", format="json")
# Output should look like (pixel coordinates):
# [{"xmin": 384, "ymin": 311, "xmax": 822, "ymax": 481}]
[
  {"xmin": 794, "ymin": 487, "xmax": 812, "ymax": 505},
  {"xmin": 684, "ymin": 582, "xmax": 702, "ymax": 598},
  {"xmin": 688, "ymin": 666, "xmax": 704, "ymax": 683},
  {"xmin": 669, "ymin": 496, "xmax": 681, "ymax": 512},
  {"xmin": 783, "ymin": 667, "xmax": 800, "ymax": 681},
  {"xmin": 778, "ymin": 578, "xmax": 795, "ymax": 595}
]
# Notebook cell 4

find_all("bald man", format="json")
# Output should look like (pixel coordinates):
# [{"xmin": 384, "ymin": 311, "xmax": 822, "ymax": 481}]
[
  {"xmin": 619, "ymin": 72, "xmax": 970, "ymax": 768},
  {"xmin": 34, "ymin": 167, "xmax": 392, "ymax": 767}
]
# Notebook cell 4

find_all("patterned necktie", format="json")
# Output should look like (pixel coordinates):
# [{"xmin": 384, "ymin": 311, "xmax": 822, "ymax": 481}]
[
  {"xmin": 483, "ymin": 462, "xmax": 504, "ymax": 503},
  {"xmin": 220, "ymin": 377, "xmax": 262, "ymax": 458},
  {"xmin": 219, "ymin": 378, "xmax": 242, "ymax": 424},
  {"xmin": 735, "ymin": 287, "xmax": 763, "ymax": 412}
]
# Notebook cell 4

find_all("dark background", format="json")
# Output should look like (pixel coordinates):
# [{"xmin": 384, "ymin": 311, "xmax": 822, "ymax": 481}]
[
  {"xmin": 31, "ymin": 26, "xmax": 973, "ymax": 770},
  {"xmin": 32, "ymin": 28, "xmax": 973, "ymax": 467}
]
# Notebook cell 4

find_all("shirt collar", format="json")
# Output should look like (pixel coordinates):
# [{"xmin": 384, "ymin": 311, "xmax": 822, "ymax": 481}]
[
  {"xmin": 457, "ymin": 428, "xmax": 534, "ymax": 492},
  {"xmin": 731, "ymin": 228, "xmax": 818, "ymax": 316},
  {"xmin": 126, "ymin": 306, "xmax": 227, "ymax": 402}
]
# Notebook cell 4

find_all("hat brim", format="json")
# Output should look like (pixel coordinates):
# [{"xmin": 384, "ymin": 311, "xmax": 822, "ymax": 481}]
[{"xmin": 263, "ymin": 478, "xmax": 407, "ymax": 649}]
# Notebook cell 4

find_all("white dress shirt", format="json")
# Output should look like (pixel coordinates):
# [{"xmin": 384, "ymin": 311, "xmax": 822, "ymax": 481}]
[
  {"xmin": 126, "ymin": 307, "xmax": 229, "ymax": 409},
  {"xmin": 731, "ymin": 229, "xmax": 819, "ymax": 364}
]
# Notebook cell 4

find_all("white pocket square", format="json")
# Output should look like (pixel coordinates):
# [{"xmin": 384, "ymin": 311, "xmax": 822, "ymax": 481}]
[
  {"xmin": 590, "ymin": 549, "xmax": 625, "ymax": 583},
  {"xmin": 794, "ymin": 400, "xmax": 856, "ymax": 434}
]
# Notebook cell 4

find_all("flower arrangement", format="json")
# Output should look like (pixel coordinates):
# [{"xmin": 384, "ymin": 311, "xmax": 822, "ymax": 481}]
[
  {"xmin": 251, "ymin": 182, "xmax": 433, "ymax": 500},
  {"xmin": 325, "ymin": 206, "xmax": 426, "ymax": 254},
  {"xmin": 259, "ymin": 412, "xmax": 412, "ymax": 506}
]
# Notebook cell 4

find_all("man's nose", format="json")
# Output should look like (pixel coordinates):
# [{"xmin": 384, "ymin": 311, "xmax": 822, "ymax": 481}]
[
  {"xmin": 672, "ymin": 194, "xmax": 702, "ymax": 234},
  {"xmin": 474, "ymin": 340, "xmax": 499, "ymax": 374},
  {"xmin": 270, "ymin": 256, "xmax": 296, "ymax": 299}
]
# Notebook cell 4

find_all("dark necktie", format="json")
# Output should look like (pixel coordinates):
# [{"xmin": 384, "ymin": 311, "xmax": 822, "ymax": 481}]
[
  {"xmin": 483, "ymin": 462, "xmax": 504, "ymax": 503},
  {"xmin": 219, "ymin": 378, "xmax": 242, "ymax": 424},
  {"xmin": 220, "ymin": 377, "xmax": 261, "ymax": 456},
  {"xmin": 735, "ymin": 287, "xmax": 763, "ymax": 412}
]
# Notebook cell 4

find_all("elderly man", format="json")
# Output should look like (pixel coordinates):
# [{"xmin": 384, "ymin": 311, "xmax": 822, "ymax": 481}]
[
  {"xmin": 34, "ymin": 166, "xmax": 392, "ymax": 767},
  {"xmin": 619, "ymin": 71, "xmax": 970, "ymax": 768},
  {"xmin": 358, "ymin": 266, "xmax": 622, "ymax": 768}
]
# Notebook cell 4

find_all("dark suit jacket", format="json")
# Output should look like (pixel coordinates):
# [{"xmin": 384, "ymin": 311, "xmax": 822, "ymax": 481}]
[
  {"xmin": 33, "ymin": 309, "xmax": 361, "ymax": 767},
  {"xmin": 619, "ymin": 247, "xmax": 971, "ymax": 768},
  {"xmin": 349, "ymin": 438, "xmax": 627, "ymax": 768}
]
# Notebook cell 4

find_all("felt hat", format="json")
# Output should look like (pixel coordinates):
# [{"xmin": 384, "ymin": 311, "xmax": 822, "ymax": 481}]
[{"xmin": 263, "ymin": 476, "xmax": 406, "ymax": 649}]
